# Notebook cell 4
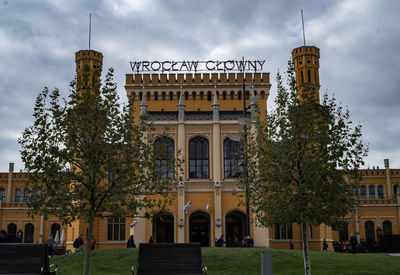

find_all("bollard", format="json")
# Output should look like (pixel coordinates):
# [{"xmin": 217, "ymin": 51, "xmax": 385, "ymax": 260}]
[{"xmin": 261, "ymin": 252, "xmax": 273, "ymax": 275}]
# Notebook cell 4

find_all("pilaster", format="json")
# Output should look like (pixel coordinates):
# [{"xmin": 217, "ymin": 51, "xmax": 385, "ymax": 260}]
[
  {"xmin": 177, "ymin": 88, "xmax": 186, "ymax": 242},
  {"xmin": 384, "ymin": 159, "xmax": 392, "ymax": 199},
  {"xmin": 39, "ymin": 216, "xmax": 44, "ymax": 243},
  {"xmin": 7, "ymin": 163, "xmax": 13, "ymax": 203}
]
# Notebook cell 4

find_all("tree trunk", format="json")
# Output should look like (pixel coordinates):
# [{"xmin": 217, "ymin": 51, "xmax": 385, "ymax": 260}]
[
  {"xmin": 302, "ymin": 222, "xmax": 311, "ymax": 275},
  {"xmin": 83, "ymin": 215, "xmax": 94, "ymax": 275}
]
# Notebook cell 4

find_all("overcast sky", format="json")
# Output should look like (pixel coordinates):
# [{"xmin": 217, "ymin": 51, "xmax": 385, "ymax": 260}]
[{"xmin": 0, "ymin": 0, "xmax": 399, "ymax": 172}]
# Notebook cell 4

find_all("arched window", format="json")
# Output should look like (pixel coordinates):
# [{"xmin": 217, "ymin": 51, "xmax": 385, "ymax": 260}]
[
  {"xmin": 7, "ymin": 223, "xmax": 17, "ymax": 241},
  {"xmin": 368, "ymin": 185, "xmax": 375, "ymax": 199},
  {"xmin": 169, "ymin": 92, "xmax": 173, "ymax": 100},
  {"xmin": 15, "ymin": 188, "xmax": 21, "ymax": 202},
  {"xmin": 230, "ymin": 91, "xmax": 234, "ymax": 100},
  {"xmin": 338, "ymin": 222, "xmax": 349, "ymax": 242},
  {"xmin": 23, "ymin": 189, "xmax": 30, "ymax": 202},
  {"xmin": 307, "ymin": 69, "xmax": 311, "ymax": 82},
  {"xmin": 301, "ymin": 71, "xmax": 304, "ymax": 83},
  {"xmin": 154, "ymin": 137, "xmax": 174, "ymax": 179},
  {"xmin": 360, "ymin": 185, "xmax": 366, "ymax": 199},
  {"xmin": 207, "ymin": 91, "xmax": 212, "ymax": 101},
  {"xmin": 365, "ymin": 221, "xmax": 375, "ymax": 243},
  {"xmin": 224, "ymin": 138, "xmax": 242, "ymax": 178},
  {"xmin": 377, "ymin": 185, "xmax": 384, "ymax": 199},
  {"xmin": 383, "ymin": 220, "xmax": 392, "ymax": 235},
  {"xmin": 238, "ymin": 91, "xmax": 242, "ymax": 100},
  {"xmin": 0, "ymin": 188, "xmax": 5, "ymax": 202},
  {"xmin": 24, "ymin": 223, "xmax": 34, "ymax": 243},
  {"xmin": 51, "ymin": 223, "xmax": 60, "ymax": 238},
  {"xmin": 184, "ymin": 92, "xmax": 189, "ymax": 101},
  {"xmin": 161, "ymin": 92, "xmax": 166, "ymax": 101},
  {"xmin": 223, "ymin": 91, "xmax": 227, "ymax": 100},
  {"xmin": 189, "ymin": 137, "xmax": 209, "ymax": 179}
]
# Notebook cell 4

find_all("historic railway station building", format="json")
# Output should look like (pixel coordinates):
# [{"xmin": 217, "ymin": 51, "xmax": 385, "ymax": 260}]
[{"xmin": 1, "ymin": 45, "xmax": 399, "ymax": 250}]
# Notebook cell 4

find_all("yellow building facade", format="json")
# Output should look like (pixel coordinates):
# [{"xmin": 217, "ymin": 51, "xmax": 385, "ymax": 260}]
[{"xmin": 1, "ymin": 46, "xmax": 399, "ymax": 250}]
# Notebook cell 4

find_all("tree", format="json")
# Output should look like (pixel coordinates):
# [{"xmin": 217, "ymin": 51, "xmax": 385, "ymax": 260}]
[
  {"xmin": 19, "ymin": 66, "xmax": 180, "ymax": 275},
  {"xmin": 240, "ymin": 63, "xmax": 368, "ymax": 275}
]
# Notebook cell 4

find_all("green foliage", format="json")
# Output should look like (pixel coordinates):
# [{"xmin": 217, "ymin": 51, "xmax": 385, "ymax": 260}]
[
  {"xmin": 237, "ymin": 61, "xmax": 368, "ymax": 274},
  {"xmin": 19, "ymin": 66, "xmax": 181, "ymax": 275},
  {"xmin": 241, "ymin": 61, "xmax": 368, "ymax": 228},
  {"xmin": 19, "ymin": 66, "xmax": 179, "ymax": 223}
]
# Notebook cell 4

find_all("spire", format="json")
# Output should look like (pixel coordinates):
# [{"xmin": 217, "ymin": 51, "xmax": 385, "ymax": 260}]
[
  {"xmin": 140, "ymin": 84, "xmax": 148, "ymax": 117},
  {"xmin": 212, "ymin": 82, "xmax": 220, "ymax": 122},
  {"xmin": 249, "ymin": 81, "xmax": 257, "ymax": 122},
  {"xmin": 178, "ymin": 82, "xmax": 185, "ymax": 122}
]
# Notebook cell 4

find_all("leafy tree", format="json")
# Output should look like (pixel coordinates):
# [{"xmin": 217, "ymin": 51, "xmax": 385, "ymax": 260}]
[
  {"xmin": 19, "ymin": 66, "xmax": 180, "ymax": 275},
  {"xmin": 239, "ymin": 63, "xmax": 368, "ymax": 275}
]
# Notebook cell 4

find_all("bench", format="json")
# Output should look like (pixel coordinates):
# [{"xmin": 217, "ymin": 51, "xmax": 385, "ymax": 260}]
[
  {"xmin": 133, "ymin": 243, "xmax": 207, "ymax": 275},
  {"xmin": 0, "ymin": 243, "xmax": 57, "ymax": 275}
]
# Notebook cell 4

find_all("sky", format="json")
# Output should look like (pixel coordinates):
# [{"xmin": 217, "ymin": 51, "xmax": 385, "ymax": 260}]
[{"xmin": 0, "ymin": 0, "xmax": 399, "ymax": 172}]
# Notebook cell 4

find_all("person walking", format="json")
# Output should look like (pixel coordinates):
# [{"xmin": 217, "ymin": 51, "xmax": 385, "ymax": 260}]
[
  {"xmin": 91, "ymin": 237, "xmax": 97, "ymax": 250},
  {"xmin": 127, "ymin": 235, "xmax": 136, "ymax": 248},
  {"xmin": 0, "ymin": 230, "xmax": 7, "ymax": 243},
  {"xmin": 349, "ymin": 233, "xmax": 357, "ymax": 254},
  {"xmin": 73, "ymin": 234, "xmax": 84, "ymax": 252},
  {"xmin": 16, "ymin": 229, "xmax": 23, "ymax": 243},
  {"xmin": 323, "ymin": 239, "xmax": 328, "ymax": 252},
  {"xmin": 46, "ymin": 234, "xmax": 55, "ymax": 256},
  {"xmin": 289, "ymin": 239, "xmax": 294, "ymax": 250}
]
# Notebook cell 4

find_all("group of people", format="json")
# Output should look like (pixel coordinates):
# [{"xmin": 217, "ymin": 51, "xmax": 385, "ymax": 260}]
[{"xmin": 0, "ymin": 229, "xmax": 24, "ymax": 243}]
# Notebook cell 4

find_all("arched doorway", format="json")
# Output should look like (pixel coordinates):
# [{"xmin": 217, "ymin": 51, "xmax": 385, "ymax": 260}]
[
  {"xmin": 24, "ymin": 223, "xmax": 34, "ymax": 243},
  {"xmin": 365, "ymin": 221, "xmax": 375, "ymax": 243},
  {"xmin": 189, "ymin": 211, "xmax": 210, "ymax": 247},
  {"xmin": 51, "ymin": 223, "xmax": 60, "ymax": 238},
  {"xmin": 153, "ymin": 212, "xmax": 174, "ymax": 243},
  {"xmin": 7, "ymin": 223, "xmax": 17, "ymax": 242},
  {"xmin": 225, "ymin": 210, "xmax": 246, "ymax": 247}
]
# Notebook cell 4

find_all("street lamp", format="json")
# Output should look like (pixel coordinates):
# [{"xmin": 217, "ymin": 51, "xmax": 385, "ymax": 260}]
[{"xmin": 241, "ymin": 56, "xmax": 251, "ymax": 247}]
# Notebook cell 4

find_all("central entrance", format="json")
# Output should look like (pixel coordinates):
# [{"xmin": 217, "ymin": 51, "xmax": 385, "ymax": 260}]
[
  {"xmin": 153, "ymin": 212, "xmax": 174, "ymax": 243},
  {"xmin": 189, "ymin": 211, "xmax": 210, "ymax": 247}
]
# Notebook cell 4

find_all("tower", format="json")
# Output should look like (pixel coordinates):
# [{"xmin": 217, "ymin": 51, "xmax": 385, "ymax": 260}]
[
  {"xmin": 75, "ymin": 50, "xmax": 103, "ymax": 89},
  {"xmin": 291, "ymin": 46, "xmax": 320, "ymax": 103}
]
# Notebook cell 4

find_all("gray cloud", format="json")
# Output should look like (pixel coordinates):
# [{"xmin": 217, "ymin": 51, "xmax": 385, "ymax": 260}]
[{"xmin": 0, "ymin": 0, "xmax": 399, "ymax": 171}]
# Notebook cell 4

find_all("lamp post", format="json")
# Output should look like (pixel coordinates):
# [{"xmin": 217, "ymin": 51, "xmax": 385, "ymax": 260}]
[{"xmin": 241, "ymin": 56, "xmax": 251, "ymax": 247}]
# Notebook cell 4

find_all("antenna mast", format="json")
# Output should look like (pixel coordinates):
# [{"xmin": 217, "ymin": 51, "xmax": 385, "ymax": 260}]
[
  {"xmin": 89, "ymin": 13, "xmax": 91, "ymax": 51},
  {"xmin": 301, "ymin": 9, "xmax": 306, "ymax": 46}
]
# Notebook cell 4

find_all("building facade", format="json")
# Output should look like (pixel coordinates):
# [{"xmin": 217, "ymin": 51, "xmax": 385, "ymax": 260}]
[{"xmin": 1, "ymin": 45, "xmax": 399, "ymax": 250}]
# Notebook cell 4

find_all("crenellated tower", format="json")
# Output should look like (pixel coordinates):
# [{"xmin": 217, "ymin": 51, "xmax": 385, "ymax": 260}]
[
  {"xmin": 291, "ymin": 46, "xmax": 320, "ymax": 103},
  {"xmin": 75, "ymin": 50, "xmax": 103, "ymax": 89}
]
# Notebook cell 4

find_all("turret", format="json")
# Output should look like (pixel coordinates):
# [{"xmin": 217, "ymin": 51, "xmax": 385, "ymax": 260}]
[
  {"xmin": 75, "ymin": 50, "xmax": 103, "ymax": 89},
  {"xmin": 291, "ymin": 46, "xmax": 320, "ymax": 103}
]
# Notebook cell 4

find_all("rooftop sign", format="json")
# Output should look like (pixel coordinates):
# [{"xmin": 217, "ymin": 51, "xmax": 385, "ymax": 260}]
[{"xmin": 130, "ymin": 60, "xmax": 266, "ymax": 73}]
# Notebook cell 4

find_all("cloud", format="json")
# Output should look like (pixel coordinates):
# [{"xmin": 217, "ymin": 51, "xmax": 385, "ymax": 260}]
[{"xmin": 0, "ymin": 0, "xmax": 399, "ymax": 170}]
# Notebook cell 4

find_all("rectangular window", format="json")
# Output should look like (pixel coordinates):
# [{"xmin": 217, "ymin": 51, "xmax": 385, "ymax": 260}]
[{"xmin": 107, "ymin": 217, "xmax": 126, "ymax": 241}]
